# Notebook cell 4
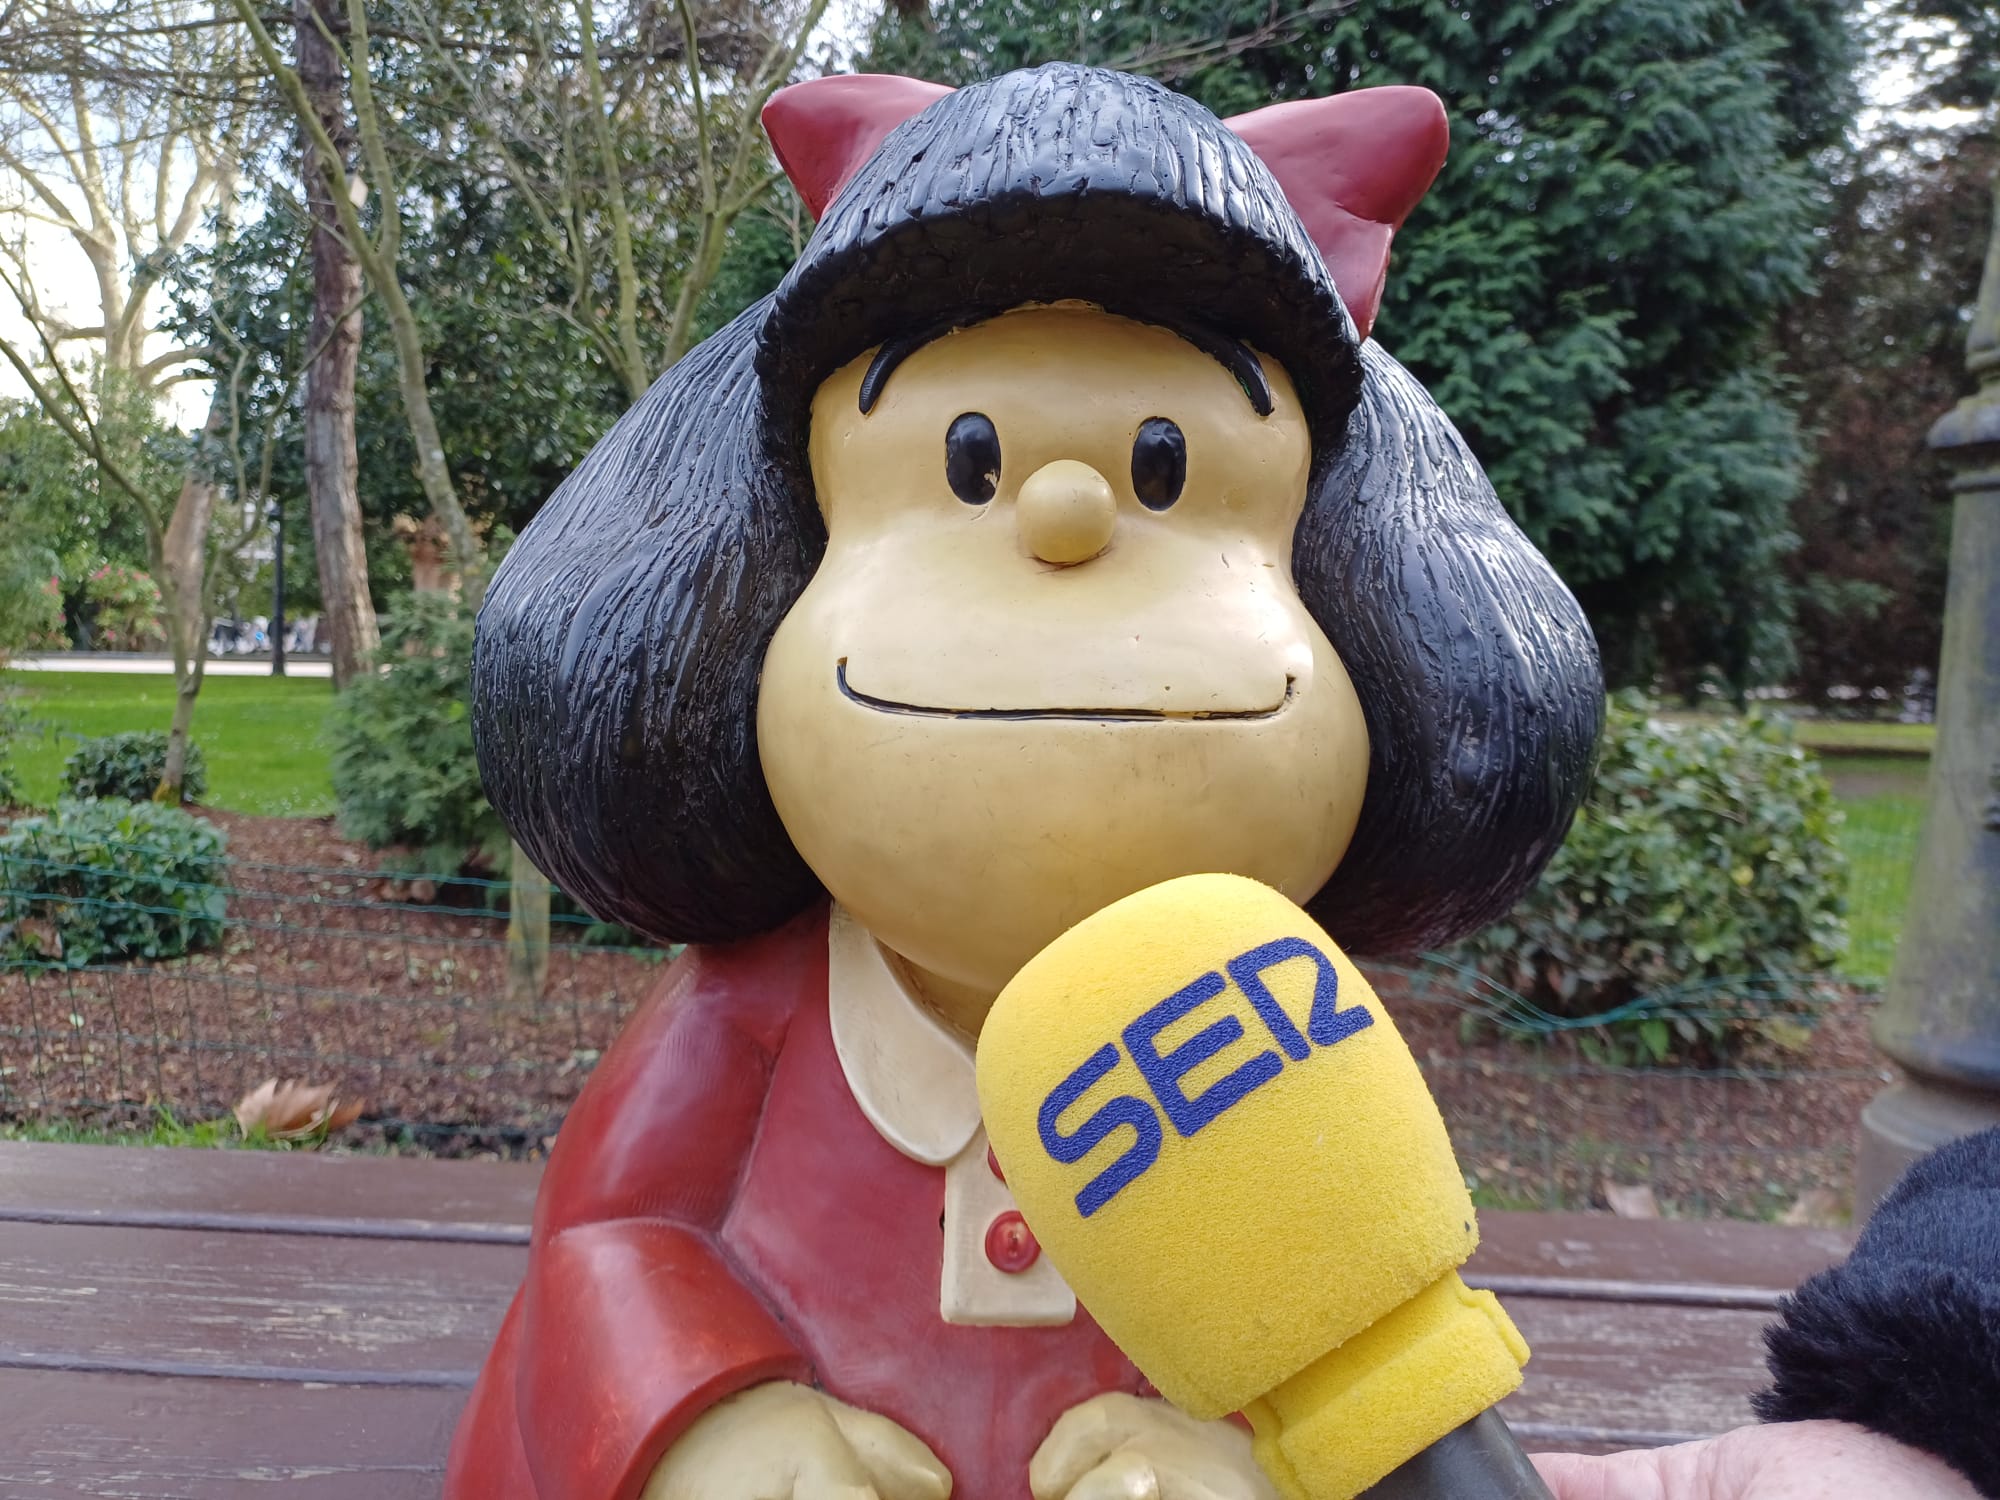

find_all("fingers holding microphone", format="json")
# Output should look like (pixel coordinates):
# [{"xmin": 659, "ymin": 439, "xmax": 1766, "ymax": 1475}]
[{"xmin": 1531, "ymin": 1422, "xmax": 1982, "ymax": 1500}]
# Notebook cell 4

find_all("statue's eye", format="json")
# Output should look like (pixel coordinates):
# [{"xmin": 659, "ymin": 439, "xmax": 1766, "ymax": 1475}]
[
  {"xmin": 1132, "ymin": 418, "xmax": 1187, "ymax": 511},
  {"xmin": 945, "ymin": 413, "xmax": 1001, "ymax": 505}
]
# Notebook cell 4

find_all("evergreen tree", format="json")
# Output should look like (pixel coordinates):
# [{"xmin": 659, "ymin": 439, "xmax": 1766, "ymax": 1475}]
[
  {"xmin": 872, "ymin": 0, "xmax": 1861, "ymax": 692},
  {"xmin": 1772, "ymin": 0, "xmax": 1997, "ymax": 711},
  {"xmin": 1777, "ymin": 130, "xmax": 1989, "ymax": 712}
]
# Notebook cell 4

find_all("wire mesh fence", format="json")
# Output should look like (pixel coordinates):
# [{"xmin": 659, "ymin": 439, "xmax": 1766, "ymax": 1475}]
[{"xmin": 0, "ymin": 808, "xmax": 1918, "ymax": 1219}]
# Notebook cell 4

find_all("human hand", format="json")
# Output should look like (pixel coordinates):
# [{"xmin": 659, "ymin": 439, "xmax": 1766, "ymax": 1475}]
[
  {"xmin": 1532, "ymin": 1420, "xmax": 1980, "ymax": 1500},
  {"xmin": 1029, "ymin": 1392, "xmax": 1277, "ymax": 1500},
  {"xmin": 642, "ymin": 1380, "xmax": 952, "ymax": 1500}
]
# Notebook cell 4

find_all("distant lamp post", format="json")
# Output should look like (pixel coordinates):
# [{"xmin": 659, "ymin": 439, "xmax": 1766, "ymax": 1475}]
[
  {"xmin": 270, "ymin": 500, "xmax": 287, "ymax": 678},
  {"xmin": 1855, "ymin": 171, "xmax": 2000, "ymax": 1208}
]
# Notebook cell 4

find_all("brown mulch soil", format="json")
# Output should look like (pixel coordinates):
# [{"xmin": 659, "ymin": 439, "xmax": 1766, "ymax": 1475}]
[
  {"xmin": 2, "ymin": 812, "xmax": 1889, "ymax": 1216},
  {"xmin": 0, "ymin": 810, "xmax": 660, "ymax": 1156},
  {"xmin": 1375, "ymin": 968, "xmax": 1888, "ymax": 1221}
]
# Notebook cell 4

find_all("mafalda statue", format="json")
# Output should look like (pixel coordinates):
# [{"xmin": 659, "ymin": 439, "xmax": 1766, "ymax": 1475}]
[{"xmin": 451, "ymin": 64, "xmax": 1603, "ymax": 1500}]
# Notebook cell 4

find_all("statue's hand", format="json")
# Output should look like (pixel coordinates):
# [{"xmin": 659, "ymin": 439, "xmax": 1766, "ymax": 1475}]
[
  {"xmin": 1030, "ymin": 1393, "xmax": 1276, "ymax": 1500},
  {"xmin": 643, "ymin": 1380, "xmax": 952, "ymax": 1500}
]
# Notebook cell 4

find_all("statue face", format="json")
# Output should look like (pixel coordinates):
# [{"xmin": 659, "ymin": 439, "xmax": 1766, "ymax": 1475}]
[{"xmin": 757, "ymin": 303, "xmax": 1368, "ymax": 1001}]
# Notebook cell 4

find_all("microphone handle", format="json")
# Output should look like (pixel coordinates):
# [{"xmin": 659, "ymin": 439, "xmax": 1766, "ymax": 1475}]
[{"xmin": 1357, "ymin": 1409, "xmax": 1555, "ymax": 1500}]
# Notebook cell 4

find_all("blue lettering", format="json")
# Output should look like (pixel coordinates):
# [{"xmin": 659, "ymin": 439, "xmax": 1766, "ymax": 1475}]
[
  {"xmin": 1038, "ymin": 1043, "xmax": 1164, "ymax": 1218},
  {"xmin": 1037, "ymin": 939, "xmax": 1373, "ymax": 1214},
  {"xmin": 1226, "ymin": 936, "xmax": 1373, "ymax": 1054},
  {"xmin": 1123, "ymin": 970, "xmax": 1283, "ymax": 1138}
]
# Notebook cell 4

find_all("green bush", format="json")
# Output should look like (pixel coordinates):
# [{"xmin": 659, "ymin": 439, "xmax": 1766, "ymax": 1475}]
[
  {"xmin": 62, "ymin": 731, "xmax": 207, "ymax": 804},
  {"xmin": 1451, "ymin": 692, "xmax": 1848, "ymax": 1062},
  {"xmin": 0, "ymin": 688, "xmax": 30, "ymax": 808},
  {"xmin": 328, "ymin": 593, "xmax": 502, "ymax": 870},
  {"xmin": 83, "ymin": 563, "xmax": 163, "ymax": 650},
  {"xmin": 0, "ymin": 798, "xmax": 228, "ymax": 966},
  {"xmin": 0, "ymin": 548, "xmax": 64, "ymax": 656}
]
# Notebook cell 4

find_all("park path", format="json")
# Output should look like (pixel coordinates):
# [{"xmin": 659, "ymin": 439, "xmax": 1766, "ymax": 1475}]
[{"xmin": 8, "ymin": 653, "xmax": 331, "ymax": 679}]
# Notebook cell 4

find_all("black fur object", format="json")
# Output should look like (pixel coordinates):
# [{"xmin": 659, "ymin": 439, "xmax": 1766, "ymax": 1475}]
[{"xmin": 1756, "ymin": 1127, "xmax": 2000, "ymax": 1496}]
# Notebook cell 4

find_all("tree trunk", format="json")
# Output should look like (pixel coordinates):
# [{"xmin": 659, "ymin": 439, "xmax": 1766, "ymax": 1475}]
[
  {"xmin": 376, "ymin": 274, "xmax": 481, "ymax": 593},
  {"xmin": 506, "ymin": 840, "xmax": 552, "ymax": 1006},
  {"xmin": 155, "ymin": 397, "xmax": 226, "ymax": 803},
  {"xmin": 296, "ymin": 0, "xmax": 377, "ymax": 688}
]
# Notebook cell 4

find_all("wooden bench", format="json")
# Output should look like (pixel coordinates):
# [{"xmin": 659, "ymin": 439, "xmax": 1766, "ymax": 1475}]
[{"xmin": 0, "ymin": 1142, "xmax": 1855, "ymax": 1497}]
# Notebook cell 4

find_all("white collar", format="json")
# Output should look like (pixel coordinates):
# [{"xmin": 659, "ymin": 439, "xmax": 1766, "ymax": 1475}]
[{"xmin": 826, "ymin": 905, "xmax": 984, "ymax": 1167}]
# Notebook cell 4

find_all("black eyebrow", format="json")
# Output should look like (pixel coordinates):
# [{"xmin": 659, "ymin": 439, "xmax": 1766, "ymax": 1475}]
[
  {"xmin": 1169, "ymin": 324, "xmax": 1274, "ymax": 417},
  {"xmin": 860, "ymin": 309, "xmax": 991, "ymax": 414},
  {"xmin": 859, "ymin": 311, "xmax": 1275, "ymax": 418}
]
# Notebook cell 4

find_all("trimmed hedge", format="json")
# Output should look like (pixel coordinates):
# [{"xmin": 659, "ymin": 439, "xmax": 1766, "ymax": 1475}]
[
  {"xmin": 0, "ymin": 798, "xmax": 228, "ymax": 966},
  {"xmin": 63, "ymin": 730, "xmax": 207, "ymax": 804},
  {"xmin": 328, "ymin": 593, "xmax": 502, "ymax": 870},
  {"xmin": 1451, "ymin": 693, "xmax": 1847, "ymax": 1062}
]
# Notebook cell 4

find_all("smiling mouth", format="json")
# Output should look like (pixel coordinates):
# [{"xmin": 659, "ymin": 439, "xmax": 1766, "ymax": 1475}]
[{"xmin": 835, "ymin": 660, "xmax": 1296, "ymax": 722}]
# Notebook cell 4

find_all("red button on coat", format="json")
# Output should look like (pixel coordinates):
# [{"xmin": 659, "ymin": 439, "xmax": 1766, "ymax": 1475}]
[{"xmin": 984, "ymin": 1210, "xmax": 1040, "ymax": 1273}]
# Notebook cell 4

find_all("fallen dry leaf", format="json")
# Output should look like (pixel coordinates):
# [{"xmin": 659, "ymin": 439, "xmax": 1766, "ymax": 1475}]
[
  {"xmin": 14, "ymin": 918, "xmax": 61, "ymax": 960},
  {"xmin": 1603, "ymin": 1181, "xmax": 1661, "ymax": 1219},
  {"xmin": 234, "ymin": 1077, "xmax": 366, "ymax": 1142},
  {"xmin": 1777, "ymin": 1188, "xmax": 1847, "ymax": 1228}
]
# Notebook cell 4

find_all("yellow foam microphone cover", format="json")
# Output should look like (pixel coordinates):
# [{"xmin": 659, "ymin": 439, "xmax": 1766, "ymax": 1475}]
[{"xmin": 976, "ymin": 874, "xmax": 1529, "ymax": 1500}]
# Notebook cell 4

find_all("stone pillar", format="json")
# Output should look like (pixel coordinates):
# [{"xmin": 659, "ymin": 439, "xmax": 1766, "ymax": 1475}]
[{"xmin": 1855, "ymin": 171, "xmax": 2000, "ymax": 1211}]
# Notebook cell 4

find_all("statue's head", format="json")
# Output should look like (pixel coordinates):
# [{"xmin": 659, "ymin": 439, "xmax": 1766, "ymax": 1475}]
[{"xmin": 472, "ymin": 65, "xmax": 1603, "ymax": 1002}]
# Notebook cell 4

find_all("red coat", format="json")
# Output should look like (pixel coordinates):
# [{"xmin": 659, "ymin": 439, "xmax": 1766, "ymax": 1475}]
[{"xmin": 446, "ymin": 902, "xmax": 1145, "ymax": 1500}]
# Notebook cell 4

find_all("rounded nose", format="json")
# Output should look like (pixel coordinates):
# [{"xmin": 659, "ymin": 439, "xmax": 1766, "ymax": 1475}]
[{"xmin": 1016, "ymin": 459, "xmax": 1117, "ymax": 565}]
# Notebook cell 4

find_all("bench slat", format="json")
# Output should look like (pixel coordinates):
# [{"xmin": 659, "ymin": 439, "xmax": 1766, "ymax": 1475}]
[
  {"xmin": 0, "ymin": 1304, "xmax": 1773, "ymax": 1490},
  {"xmin": 0, "ymin": 1142, "xmax": 541, "ymax": 1234},
  {"xmin": 0, "ymin": 1222, "xmax": 1783, "ymax": 1451},
  {"xmin": 0, "ymin": 1367, "xmax": 464, "ymax": 1498},
  {"xmin": 1502, "ymin": 1296, "xmax": 1779, "ymax": 1449},
  {"xmin": 0, "ymin": 1151, "xmax": 1858, "ymax": 1296},
  {"xmin": 0, "ymin": 1141, "xmax": 1859, "ymax": 1493},
  {"xmin": 0, "ymin": 1220, "xmax": 522, "ymax": 1383},
  {"xmin": 1473, "ymin": 1211, "xmax": 1851, "ymax": 1296}
]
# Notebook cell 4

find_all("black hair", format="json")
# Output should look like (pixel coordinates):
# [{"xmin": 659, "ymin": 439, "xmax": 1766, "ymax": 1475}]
[
  {"xmin": 755, "ymin": 66, "xmax": 1362, "ymax": 484},
  {"xmin": 860, "ymin": 313, "xmax": 1274, "ymax": 418},
  {"xmin": 1298, "ymin": 343, "xmax": 1602, "ymax": 946},
  {"xmin": 473, "ymin": 303, "xmax": 825, "ymax": 940},
  {"xmin": 472, "ymin": 64, "xmax": 1603, "ymax": 956}
]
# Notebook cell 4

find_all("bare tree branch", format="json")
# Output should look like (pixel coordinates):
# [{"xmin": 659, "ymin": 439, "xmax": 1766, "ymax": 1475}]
[
  {"xmin": 660, "ymin": 0, "xmax": 829, "ymax": 365},
  {"xmin": 135, "ymin": 342, "xmax": 221, "ymax": 381},
  {"xmin": 231, "ymin": 0, "xmax": 480, "ymax": 585},
  {"xmin": 1, "ymin": 0, "xmax": 256, "ymax": 385},
  {"xmin": 576, "ymin": 0, "xmax": 646, "ymax": 399}
]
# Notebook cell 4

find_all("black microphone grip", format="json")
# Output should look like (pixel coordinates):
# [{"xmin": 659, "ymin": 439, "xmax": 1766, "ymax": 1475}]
[{"xmin": 1357, "ymin": 1409, "xmax": 1556, "ymax": 1500}]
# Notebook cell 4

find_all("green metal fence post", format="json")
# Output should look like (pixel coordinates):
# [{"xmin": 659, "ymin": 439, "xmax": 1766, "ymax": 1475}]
[{"xmin": 1855, "ymin": 168, "xmax": 2000, "ymax": 1209}]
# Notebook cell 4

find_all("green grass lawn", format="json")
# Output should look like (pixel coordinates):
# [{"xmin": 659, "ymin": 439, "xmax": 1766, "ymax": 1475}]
[
  {"xmin": 1793, "ymin": 719, "xmax": 1936, "ymax": 756},
  {"xmin": 1827, "ymin": 755, "xmax": 1929, "ymax": 984},
  {"xmin": 1657, "ymin": 708, "xmax": 1935, "ymax": 756},
  {"xmin": 2, "ymin": 671, "xmax": 335, "ymax": 817},
  {"xmin": 0, "ymin": 1111, "xmax": 244, "ymax": 1148}
]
